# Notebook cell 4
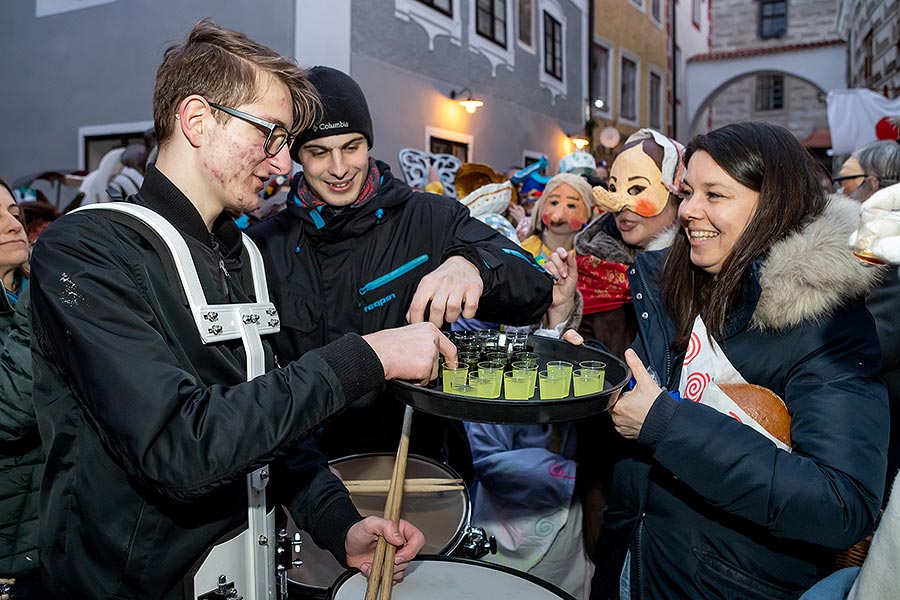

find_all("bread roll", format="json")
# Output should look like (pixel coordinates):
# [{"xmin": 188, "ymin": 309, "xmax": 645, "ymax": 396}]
[{"xmin": 719, "ymin": 383, "xmax": 791, "ymax": 447}]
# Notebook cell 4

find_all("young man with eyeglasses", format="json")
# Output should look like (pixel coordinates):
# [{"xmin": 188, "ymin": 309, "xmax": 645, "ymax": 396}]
[
  {"xmin": 249, "ymin": 67, "xmax": 557, "ymax": 482},
  {"xmin": 28, "ymin": 21, "xmax": 445, "ymax": 599}
]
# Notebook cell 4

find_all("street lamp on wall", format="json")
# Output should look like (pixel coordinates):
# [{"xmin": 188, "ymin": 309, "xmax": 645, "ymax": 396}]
[
  {"xmin": 449, "ymin": 88, "xmax": 484, "ymax": 114},
  {"xmin": 569, "ymin": 134, "xmax": 590, "ymax": 150}
]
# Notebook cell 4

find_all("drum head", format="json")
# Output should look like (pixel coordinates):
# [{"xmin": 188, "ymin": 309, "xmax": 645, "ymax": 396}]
[
  {"xmin": 330, "ymin": 556, "xmax": 575, "ymax": 600},
  {"xmin": 287, "ymin": 454, "xmax": 469, "ymax": 594}
]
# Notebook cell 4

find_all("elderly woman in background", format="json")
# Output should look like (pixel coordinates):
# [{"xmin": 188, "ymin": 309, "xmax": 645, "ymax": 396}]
[
  {"xmin": 593, "ymin": 123, "xmax": 888, "ymax": 599},
  {"xmin": 0, "ymin": 179, "xmax": 49, "ymax": 599}
]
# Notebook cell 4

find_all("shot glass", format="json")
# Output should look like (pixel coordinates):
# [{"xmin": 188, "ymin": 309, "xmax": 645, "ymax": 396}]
[
  {"xmin": 458, "ymin": 351, "xmax": 480, "ymax": 367},
  {"xmin": 511, "ymin": 361, "xmax": 539, "ymax": 388},
  {"xmin": 538, "ymin": 370, "xmax": 569, "ymax": 400},
  {"xmin": 514, "ymin": 351, "xmax": 539, "ymax": 364},
  {"xmin": 476, "ymin": 360, "xmax": 504, "ymax": 399},
  {"xmin": 504, "ymin": 371, "xmax": 534, "ymax": 400},
  {"xmin": 441, "ymin": 362, "xmax": 469, "ymax": 394},
  {"xmin": 546, "ymin": 360, "xmax": 574, "ymax": 385},
  {"xmin": 468, "ymin": 372, "xmax": 494, "ymax": 399},
  {"xmin": 573, "ymin": 369, "xmax": 603, "ymax": 396},
  {"xmin": 579, "ymin": 360, "xmax": 606, "ymax": 390}
]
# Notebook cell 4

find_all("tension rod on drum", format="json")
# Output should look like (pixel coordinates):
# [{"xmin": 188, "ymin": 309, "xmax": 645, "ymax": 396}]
[{"xmin": 365, "ymin": 405, "xmax": 414, "ymax": 600}]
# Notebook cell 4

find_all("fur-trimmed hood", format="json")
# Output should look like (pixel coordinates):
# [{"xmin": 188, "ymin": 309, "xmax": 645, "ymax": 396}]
[{"xmin": 752, "ymin": 194, "xmax": 885, "ymax": 331}]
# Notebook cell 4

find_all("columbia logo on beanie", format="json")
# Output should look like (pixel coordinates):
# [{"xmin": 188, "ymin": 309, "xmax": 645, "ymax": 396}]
[{"xmin": 290, "ymin": 66, "xmax": 374, "ymax": 162}]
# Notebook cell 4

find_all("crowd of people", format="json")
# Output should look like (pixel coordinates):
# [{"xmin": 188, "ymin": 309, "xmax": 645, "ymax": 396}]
[{"xmin": 2, "ymin": 18, "xmax": 900, "ymax": 600}]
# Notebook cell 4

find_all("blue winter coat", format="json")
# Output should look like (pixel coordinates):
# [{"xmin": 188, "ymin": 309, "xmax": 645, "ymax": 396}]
[{"xmin": 593, "ymin": 197, "xmax": 890, "ymax": 600}]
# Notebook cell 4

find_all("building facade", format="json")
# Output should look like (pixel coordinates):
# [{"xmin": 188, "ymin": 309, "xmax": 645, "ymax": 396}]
[
  {"xmin": 588, "ymin": 0, "xmax": 669, "ymax": 160},
  {"xmin": 837, "ymin": 0, "xmax": 900, "ymax": 98},
  {"xmin": 672, "ymin": 0, "xmax": 711, "ymax": 142},
  {"xmin": 684, "ymin": 0, "xmax": 845, "ymax": 152},
  {"xmin": 0, "ymin": 0, "xmax": 589, "ymax": 196}
]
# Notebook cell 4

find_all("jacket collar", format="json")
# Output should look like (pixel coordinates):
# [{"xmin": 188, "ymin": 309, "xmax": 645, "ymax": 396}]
[
  {"xmin": 135, "ymin": 165, "xmax": 242, "ymax": 256},
  {"xmin": 575, "ymin": 212, "xmax": 678, "ymax": 264},
  {"xmin": 286, "ymin": 160, "xmax": 412, "ymax": 240}
]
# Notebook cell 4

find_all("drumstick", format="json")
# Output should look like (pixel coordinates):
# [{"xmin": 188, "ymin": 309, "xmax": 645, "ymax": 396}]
[
  {"xmin": 343, "ymin": 478, "xmax": 463, "ymax": 487},
  {"xmin": 347, "ymin": 483, "xmax": 463, "ymax": 494},
  {"xmin": 365, "ymin": 405, "xmax": 414, "ymax": 600}
]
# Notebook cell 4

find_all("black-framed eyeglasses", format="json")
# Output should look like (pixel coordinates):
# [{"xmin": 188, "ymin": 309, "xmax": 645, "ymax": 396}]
[
  {"xmin": 832, "ymin": 173, "xmax": 866, "ymax": 185},
  {"xmin": 209, "ymin": 102, "xmax": 293, "ymax": 157}
]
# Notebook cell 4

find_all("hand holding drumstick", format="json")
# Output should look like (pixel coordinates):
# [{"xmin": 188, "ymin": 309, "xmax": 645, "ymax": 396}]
[
  {"xmin": 345, "ymin": 409, "xmax": 424, "ymax": 592},
  {"xmin": 361, "ymin": 405, "xmax": 417, "ymax": 599}
]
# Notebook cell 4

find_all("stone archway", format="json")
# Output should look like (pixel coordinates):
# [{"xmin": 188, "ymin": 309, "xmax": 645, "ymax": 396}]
[{"xmin": 685, "ymin": 42, "xmax": 845, "ymax": 136}]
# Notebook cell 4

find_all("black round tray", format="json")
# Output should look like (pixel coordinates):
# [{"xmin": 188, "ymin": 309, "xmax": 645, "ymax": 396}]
[{"xmin": 389, "ymin": 334, "xmax": 630, "ymax": 424}]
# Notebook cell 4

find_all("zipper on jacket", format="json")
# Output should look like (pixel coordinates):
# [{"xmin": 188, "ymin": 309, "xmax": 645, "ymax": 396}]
[
  {"xmin": 630, "ymin": 513, "xmax": 646, "ymax": 600},
  {"xmin": 358, "ymin": 254, "xmax": 429, "ymax": 296},
  {"xmin": 633, "ymin": 264, "xmax": 673, "ymax": 387}
]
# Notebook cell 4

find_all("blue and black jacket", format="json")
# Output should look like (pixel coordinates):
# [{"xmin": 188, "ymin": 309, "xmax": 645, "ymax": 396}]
[{"xmin": 249, "ymin": 161, "xmax": 553, "ymax": 479}]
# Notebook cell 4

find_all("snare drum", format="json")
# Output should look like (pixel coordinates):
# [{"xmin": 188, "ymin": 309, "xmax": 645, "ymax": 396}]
[
  {"xmin": 330, "ymin": 556, "xmax": 576, "ymax": 600},
  {"xmin": 287, "ymin": 454, "xmax": 470, "ymax": 599}
]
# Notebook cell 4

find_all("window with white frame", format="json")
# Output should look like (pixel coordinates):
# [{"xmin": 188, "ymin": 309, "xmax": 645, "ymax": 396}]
[
  {"xmin": 538, "ymin": 0, "xmax": 566, "ymax": 101},
  {"xmin": 426, "ymin": 126, "xmax": 474, "ymax": 162},
  {"xmin": 620, "ymin": 55, "xmax": 638, "ymax": 122},
  {"xmin": 650, "ymin": 0, "xmax": 662, "ymax": 25},
  {"xmin": 648, "ymin": 70, "xmax": 663, "ymax": 130},
  {"xmin": 590, "ymin": 39, "xmax": 611, "ymax": 115},
  {"xmin": 628, "ymin": 0, "xmax": 645, "ymax": 11},
  {"xmin": 476, "ymin": 0, "xmax": 507, "ymax": 47},
  {"xmin": 517, "ymin": 0, "xmax": 534, "ymax": 49},
  {"xmin": 692, "ymin": 0, "xmax": 701, "ymax": 28},
  {"xmin": 396, "ymin": 0, "xmax": 462, "ymax": 50},
  {"xmin": 415, "ymin": 0, "xmax": 453, "ymax": 16},
  {"xmin": 468, "ymin": 0, "xmax": 514, "ymax": 75},
  {"xmin": 543, "ymin": 11, "xmax": 562, "ymax": 80}
]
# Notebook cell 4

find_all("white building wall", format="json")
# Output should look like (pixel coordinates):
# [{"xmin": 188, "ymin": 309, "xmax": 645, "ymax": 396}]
[{"xmin": 672, "ymin": 0, "xmax": 710, "ymax": 141}]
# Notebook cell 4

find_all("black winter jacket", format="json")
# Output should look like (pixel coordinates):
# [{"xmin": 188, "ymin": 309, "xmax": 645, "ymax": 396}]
[
  {"xmin": 592, "ymin": 197, "xmax": 890, "ymax": 600},
  {"xmin": 249, "ymin": 162, "xmax": 553, "ymax": 475},
  {"xmin": 29, "ymin": 167, "xmax": 383, "ymax": 599},
  {"xmin": 0, "ymin": 286, "xmax": 42, "ymax": 578}
]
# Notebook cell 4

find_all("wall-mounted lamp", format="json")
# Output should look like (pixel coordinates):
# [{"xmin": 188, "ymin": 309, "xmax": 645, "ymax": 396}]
[
  {"xmin": 449, "ymin": 88, "xmax": 484, "ymax": 114},
  {"xmin": 569, "ymin": 134, "xmax": 590, "ymax": 150}
]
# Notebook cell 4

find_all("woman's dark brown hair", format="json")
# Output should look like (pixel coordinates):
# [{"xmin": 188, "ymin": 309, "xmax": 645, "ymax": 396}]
[{"xmin": 661, "ymin": 122, "xmax": 827, "ymax": 348}]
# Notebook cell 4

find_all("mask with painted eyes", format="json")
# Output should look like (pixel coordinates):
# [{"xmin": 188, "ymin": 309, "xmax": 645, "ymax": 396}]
[
  {"xmin": 540, "ymin": 182, "xmax": 590, "ymax": 231},
  {"xmin": 592, "ymin": 128, "xmax": 684, "ymax": 217}
]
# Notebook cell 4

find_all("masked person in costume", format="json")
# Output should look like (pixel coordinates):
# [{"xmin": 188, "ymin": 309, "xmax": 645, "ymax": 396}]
[
  {"xmin": 574, "ymin": 128, "xmax": 683, "ymax": 357},
  {"xmin": 520, "ymin": 173, "xmax": 594, "ymax": 264},
  {"xmin": 593, "ymin": 122, "xmax": 888, "ymax": 600}
]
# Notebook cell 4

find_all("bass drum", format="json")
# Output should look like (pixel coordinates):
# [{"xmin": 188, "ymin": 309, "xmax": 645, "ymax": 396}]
[
  {"xmin": 330, "ymin": 556, "xmax": 576, "ymax": 600},
  {"xmin": 287, "ymin": 453, "xmax": 470, "ymax": 599}
]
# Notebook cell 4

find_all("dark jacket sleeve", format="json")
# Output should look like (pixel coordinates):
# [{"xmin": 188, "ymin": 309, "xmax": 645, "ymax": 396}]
[
  {"xmin": 637, "ymin": 304, "xmax": 889, "ymax": 550},
  {"xmin": 0, "ymin": 287, "xmax": 35, "ymax": 443},
  {"xmin": 29, "ymin": 218, "xmax": 384, "ymax": 503},
  {"xmin": 438, "ymin": 199, "xmax": 553, "ymax": 325},
  {"xmin": 272, "ymin": 437, "xmax": 362, "ymax": 566}
]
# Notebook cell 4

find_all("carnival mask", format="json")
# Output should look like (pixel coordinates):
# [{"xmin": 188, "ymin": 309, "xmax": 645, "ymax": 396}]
[
  {"xmin": 540, "ymin": 182, "xmax": 590, "ymax": 231},
  {"xmin": 591, "ymin": 128, "xmax": 684, "ymax": 218}
]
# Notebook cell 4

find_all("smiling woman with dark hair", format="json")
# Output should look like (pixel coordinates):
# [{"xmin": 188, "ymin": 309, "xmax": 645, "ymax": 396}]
[{"xmin": 592, "ymin": 122, "xmax": 890, "ymax": 600}]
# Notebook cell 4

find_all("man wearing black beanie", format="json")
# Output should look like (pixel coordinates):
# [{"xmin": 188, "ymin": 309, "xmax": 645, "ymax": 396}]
[{"xmin": 249, "ymin": 67, "xmax": 556, "ymax": 481}]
